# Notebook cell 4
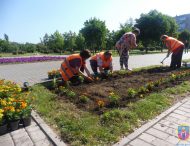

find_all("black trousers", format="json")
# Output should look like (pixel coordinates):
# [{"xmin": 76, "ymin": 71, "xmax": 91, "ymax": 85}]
[
  {"xmin": 90, "ymin": 60, "xmax": 109, "ymax": 73},
  {"xmin": 170, "ymin": 46, "xmax": 184, "ymax": 69}
]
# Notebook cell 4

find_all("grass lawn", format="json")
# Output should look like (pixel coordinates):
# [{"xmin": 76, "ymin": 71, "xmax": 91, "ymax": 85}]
[{"xmin": 29, "ymin": 66, "xmax": 190, "ymax": 145}]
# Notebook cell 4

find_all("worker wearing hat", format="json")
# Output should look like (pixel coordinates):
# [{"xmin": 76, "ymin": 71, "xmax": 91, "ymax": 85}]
[
  {"xmin": 160, "ymin": 35, "xmax": 184, "ymax": 69},
  {"xmin": 115, "ymin": 28, "xmax": 140, "ymax": 70}
]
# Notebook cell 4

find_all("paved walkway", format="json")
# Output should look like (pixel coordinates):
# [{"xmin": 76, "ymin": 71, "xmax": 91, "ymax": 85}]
[
  {"xmin": 0, "ymin": 111, "xmax": 66, "ymax": 146},
  {"xmin": 1, "ymin": 52, "xmax": 190, "ymax": 86},
  {"xmin": 0, "ymin": 119, "xmax": 53, "ymax": 146},
  {"xmin": 114, "ymin": 97, "xmax": 190, "ymax": 146}
]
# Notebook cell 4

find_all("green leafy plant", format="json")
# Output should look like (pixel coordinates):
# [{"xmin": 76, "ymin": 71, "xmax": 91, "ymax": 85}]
[
  {"xmin": 170, "ymin": 74, "xmax": 177, "ymax": 81},
  {"xmin": 138, "ymin": 86, "xmax": 147, "ymax": 94},
  {"xmin": 108, "ymin": 92, "xmax": 120, "ymax": 106},
  {"xmin": 21, "ymin": 105, "xmax": 32, "ymax": 119},
  {"xmin": 146, "ymin": 82, "xmax": 154, "ymax": 91},
  {"xmin": 79, "ymin": 95, "xmax": 89, "ymax": 103},
  {"xmin": 66, "ymin": 91, "xmax": 76, "ymax": 98},
  {"xmin": 78, "ymin": 76, "xmax": 84, "ymax": 83},
  {"xmin": 153, "ymin": 80, "xmax": 161, "ymax": 87},
  {"xmin": 127, "ymin": 88, "xmax": 137, "ymax": 98}
]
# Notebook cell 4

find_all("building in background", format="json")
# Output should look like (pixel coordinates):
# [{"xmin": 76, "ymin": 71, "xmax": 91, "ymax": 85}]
[{"xmin": 175, "ymin": 14, "xmax": 190, "ymax": 32}]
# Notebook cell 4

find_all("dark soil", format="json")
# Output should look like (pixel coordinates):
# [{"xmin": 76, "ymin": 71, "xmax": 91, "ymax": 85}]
[{"xmin": 53, "ymin": 67, "xmax": 190, "ymax": 113}]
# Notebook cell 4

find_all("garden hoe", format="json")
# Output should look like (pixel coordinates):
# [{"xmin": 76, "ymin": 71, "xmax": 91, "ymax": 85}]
[{"xmin": 160, "ymin": 56, "xmax": 168, "ymax": 65}]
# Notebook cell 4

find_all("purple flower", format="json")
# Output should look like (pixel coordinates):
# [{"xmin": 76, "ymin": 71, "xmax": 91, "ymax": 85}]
[{"xmin": 0, "ymin": 56, "xmax": 66, "ymax": 64}]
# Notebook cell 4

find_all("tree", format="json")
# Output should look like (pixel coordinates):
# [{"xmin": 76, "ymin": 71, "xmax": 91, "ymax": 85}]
[
  {"xmin": 63, "ymin": 31, "xmax": 77, "ymax": 52},
  {"xmin": 178, "ymin": 30, "xmax": 190, "ymax": 43},
  {"xmin": 42, "ymin": 31, "xmax": 64, "ymax": 53},
  {"xmin": 80, "ymin": 17, "xmax": 107, "ymax": 53},
  {"xmin": 75, "ymin": 33, "xmax": 85, "ymax": 50},
  {"xmin": 135, "ymin": 10, "xmax": 178, "ymax": 50},
  {"xmin": 0, "ymin": 39, "xmax": 10, "ymax": 53},
  {"xmin": 4, "ymin": 34, "xmax": 9, "ymax": 42},
  {"xmin": 106, "ymin": 30, "xmax": 115, "ymax": 50}
]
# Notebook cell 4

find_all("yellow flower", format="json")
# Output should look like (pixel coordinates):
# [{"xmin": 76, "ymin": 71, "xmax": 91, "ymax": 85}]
[
  {"xmin": 97, "ymin": 100, "xmax": 105, "ymax": 108},
  {"xmin": 0, "ymin": 99, "xmax": 7, "ymax": 106},
  {"xmin": 0, "ymin": 109, "xmax": 4, "ymax": 113},
  {"xmin": 9, "ymin": 106, "xmax": 15, "ymax": 112},
  {"xmin": 16, "ymin": 109, "xmax": 20, "ymax": 113},
  {"xmin": 109, "ymin": 92, "xmax": 114, "ymax": 96},
  {"xmin": 0, "ymin": 113, "xmax": 3, "ymax": 119}
]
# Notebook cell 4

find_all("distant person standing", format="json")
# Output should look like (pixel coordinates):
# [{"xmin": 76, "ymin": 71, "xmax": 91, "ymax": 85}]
[
  {"xmin": 160, "ymin": 35, "xmax": 184, "ymax": 69},
  {"xmin": 115, "ymin": 28, "xmax": 140, "ymax": 70},
  {"xmin": 184, "ymin": 40, "xmax": 189, "ymax": 53}
]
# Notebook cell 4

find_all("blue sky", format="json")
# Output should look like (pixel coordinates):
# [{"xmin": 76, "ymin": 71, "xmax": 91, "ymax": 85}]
[{"xmin": 0, "ymin": 0, "xmax": 189, "ymax": 43}]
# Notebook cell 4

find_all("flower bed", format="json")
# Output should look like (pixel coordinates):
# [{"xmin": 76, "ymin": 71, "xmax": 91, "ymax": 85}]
[
  {"xmin": 37, "ymin": 66, "xmax": 190, "ymax": 145},
  {"xmin": 0, "ymin": 80, "xmax": 32, "ymax": 135},
  {"xmin": 48, "ymin": 69, "xmax": 61, "ymax": 79},
  {"xmin": 50, "ymin": 67, "xmax": 190, "ymax": 113},
  {"xmin": 0, "ymin": 56, "xmax": 65, "ymax": 64}
]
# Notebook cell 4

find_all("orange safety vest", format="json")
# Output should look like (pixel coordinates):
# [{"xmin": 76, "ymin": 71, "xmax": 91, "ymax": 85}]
[
  {"xmin": 165, "ymin": 37, "xmax": 184, "ymax": 53},
  {"xmin": 60, "ymin": 54, "xmax": 82, "ymax": 81},
  {"xmin": 91, "ymin": 52, "xmax": 112, "ymax": 68}
]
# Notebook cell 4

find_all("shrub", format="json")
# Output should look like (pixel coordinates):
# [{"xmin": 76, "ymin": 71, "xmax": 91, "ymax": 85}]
[
  {"xmin": 79, "ymin": 95, "xmax": 89, "ymax": 103},
  {"xmin": 127, "ymin": 88, "xmax": 137, "ymax": 98},
  {"xmin": 146, "ymin": 82, "xmax": 154, "ymax": 91},
  {"xmin": 138, "ymin": 86, "xmax": 147, "ymax": 94},
  {"xmin": 108, "ymin": 92, "xmax": 120, "ymax": 106},
  {"xmin": 66, "ymin": 91, "xmax": 76, "ymax": 98},
  {"xmin": 153, "ymin": 80, "xmax": 161, "ymax": 87}
]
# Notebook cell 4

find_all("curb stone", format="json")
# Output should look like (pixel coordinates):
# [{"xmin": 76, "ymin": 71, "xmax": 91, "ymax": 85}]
[{"xmin": 31, "ymin": 111, "xmax": 67, "ymax": 146}]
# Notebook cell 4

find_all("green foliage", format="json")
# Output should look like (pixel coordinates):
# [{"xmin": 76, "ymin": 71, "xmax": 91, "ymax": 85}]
[
  {"xmin": 135, "ymin": 10, "xmax": 178, "ymax": 48},
  {"xmin": 42, "ymin": 31, "xmax": 64, "ymax": 53},
  {"xmin": 80, "ymin": 17, "xmax": 107, "ymax": 52},
  {"xmin": 31, "ymin": 79, "xmax": 190, "ymax": 145},
  {"xmin": 75, "ymin": 33, "xmax": 85, "ymax": 50},
  {"xmin": 66, "ymin": 91, "xmax": 76, "ymax": 98},
  {"xmin": 63, "ymin": 31, "xmax": 76, "ymax": 52},
  {"xmin": 101, "ymin": 109, "xmax": 125, "ymax": 124},
  {"xmin": 108, "ymin": 92, "xmax": 120, "ymax": 105},
  {"xmin": 138, "ymin": 86, "xmax": 148, "ymax": 94},
  {"xmin": 146, "ymin": 82, "xmax": 155, "ymax": 91},
  {"xmin": 178, "ymin": 29, "xmax": 190, "ymax": 43},
  {"xmin": 127, "ymin": 88, "xmax": 137, "ymax": 98},
  {"xmin": 79, "ymin": 95, "xmax": 89, "ymax": 103}
]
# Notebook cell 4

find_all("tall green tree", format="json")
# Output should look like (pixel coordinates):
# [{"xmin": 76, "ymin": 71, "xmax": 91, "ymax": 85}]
[
  {"xmin": 75, "ymin": 33, "xmax": 85, "ymax": 50},
  {"xmin": 63, "ymin": 31, "xmax": 77, "ymax": 52},
  {"xmin": 80, "ymin": 17, "xmax": 107, "ymax": 52},
  {"xmin": 135, "ymin": 10, "xmax": 178, "ymax": 48},
  {"xmin": 42, "ymin": 31, "xmax": 64, "ymax": 53},
  {"xmin": 4, "ymin": 34, "xmax": 9, "ymax": 42},
  {"xmin": 178, "ymin": 29, "xmax": 190, "ymax": 43}
]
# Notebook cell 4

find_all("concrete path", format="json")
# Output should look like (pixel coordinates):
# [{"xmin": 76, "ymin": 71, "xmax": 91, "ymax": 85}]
[
  {"xmin": 0, "ymin": 111, "xmax": 66, "ymax": 146},
  {"xmin": 114, "ymin": 97, "xmax": 190, "ymax": 146},
  {"xmin": 0, "ymin": 52, "xmax": 190, "ymax": 86}
]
